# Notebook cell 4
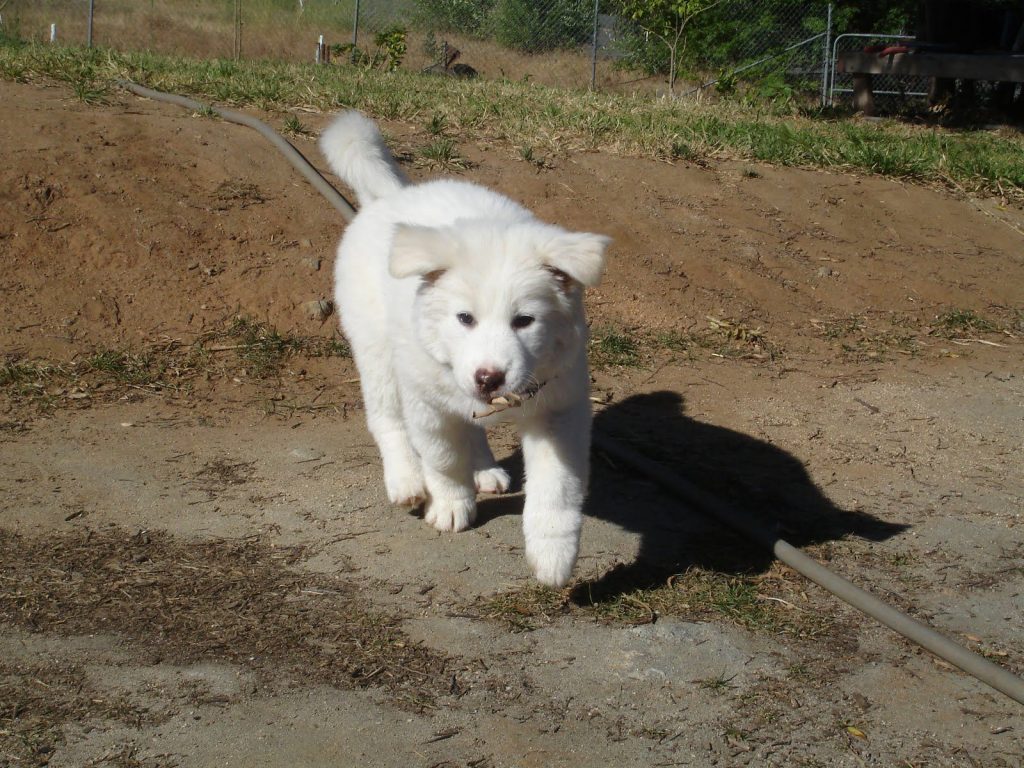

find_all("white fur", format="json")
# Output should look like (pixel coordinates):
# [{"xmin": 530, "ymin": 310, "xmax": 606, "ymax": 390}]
[{"xmin": 321, "ymin": 111, "xmax": 609, "ymax": 588}]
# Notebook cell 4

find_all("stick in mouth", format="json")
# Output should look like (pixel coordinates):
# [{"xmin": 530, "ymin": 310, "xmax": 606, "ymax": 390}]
[{"xmin": 472, "ymin": 392, "xmax": 525, "ymax": 419}]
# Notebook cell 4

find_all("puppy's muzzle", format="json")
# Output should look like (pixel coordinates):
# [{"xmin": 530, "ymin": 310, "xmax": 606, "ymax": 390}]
[{"xmin": 474, "ymin": 368, "xmax": 506, "ymax": 398}]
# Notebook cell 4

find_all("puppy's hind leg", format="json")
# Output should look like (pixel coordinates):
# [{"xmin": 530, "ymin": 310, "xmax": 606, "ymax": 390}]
[
  {"xmin": 470, "ymin": 426, "xmax": 511, "ymax": 495},
  {"xmin": 356, "ymin": 348, "xmax": 425, "ymax": 507}
]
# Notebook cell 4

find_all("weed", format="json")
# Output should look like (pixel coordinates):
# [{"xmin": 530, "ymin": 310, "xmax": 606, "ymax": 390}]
[
  {"xmin": 426, "ymin": 112, "xmax": 446, "ymax": 136},
  {"xmin": 669, "ymin": 138, "xmax": 697, "ymax": 162},
  {"xmin": 282, "ymin": 113, "xmax": 310, "ymax": 137},
  {"xmin": 418, "ymin": 136, "xmax": 464, "ymax": 170},
  {"xmin": 84, "ymin": 349, "xmax": 163, "ymax": 386},
  {"xmin": 652, "ymin": 330, "xmax": 694, "ymax": 355},
  {"xmin": 814, "ymin": 315, "xmax": 919, "ymax": 361},
  {"xmin": 519, "ymin": 144, "xmax": 554, "ymax": 169},
  {"xmin": 931, "ymin": 308, "xmax": 996, "ymax": 337},
  {"xmin": 226, "ymin": 316, "xmax": 302, "ymax": 378},
  {"xmin": 589, "ymin": 329, "xmax": 642, "ymax": 368},
  {"xmin": 698, "ymin": 672, "xmax": 737, "ymax": 693},
  {"xmin": 71, "ymin": 77, "xmax": 108, "ymax": 105}
]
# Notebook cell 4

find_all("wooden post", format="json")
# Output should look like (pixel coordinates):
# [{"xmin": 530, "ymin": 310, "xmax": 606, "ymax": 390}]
[{"xmin": 852, "ymin": 73, "xmax": 875, "ymax": 115}]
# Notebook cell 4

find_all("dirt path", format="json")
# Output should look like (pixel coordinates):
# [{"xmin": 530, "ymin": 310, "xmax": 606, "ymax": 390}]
[{"xmin": 1, "ymin": 79, "xmax": 1023, "ymax": 767}]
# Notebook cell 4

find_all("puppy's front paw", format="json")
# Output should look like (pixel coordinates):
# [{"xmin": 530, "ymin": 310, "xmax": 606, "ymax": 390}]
[
  {"xmin": 526, "ymin": 534, "xmax": 579, "ymax": 588},
  {"xmin": 385, "ymin": 466, "xmax": 426, "ymax": 508},
  {"xmin": 424, "ymin": 496, "xmax": 477, "ymax": 532},
  {"xmin": 474, "ymin": 466, "xmax": 511, "ymax": 495}
]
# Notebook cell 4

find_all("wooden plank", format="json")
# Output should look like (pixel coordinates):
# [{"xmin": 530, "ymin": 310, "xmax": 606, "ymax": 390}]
[{"xmin": 838, "ymin": 51, "xmax": 1024, "ymax": 82}]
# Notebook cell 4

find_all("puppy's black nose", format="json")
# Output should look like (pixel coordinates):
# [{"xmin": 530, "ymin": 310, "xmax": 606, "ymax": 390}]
[{"xmin": 475, "ymin": 368, "xmax": 505, "ymax": 396}]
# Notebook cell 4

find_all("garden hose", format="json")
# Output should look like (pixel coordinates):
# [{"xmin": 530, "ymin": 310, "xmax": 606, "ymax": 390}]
[
  {"xmin": 117, "ymin": 80, "xmax": 1024, "ymax": 707},
  {"xmin": 115, "ymin": 80, "xmax": 357, "ymax": 222}
]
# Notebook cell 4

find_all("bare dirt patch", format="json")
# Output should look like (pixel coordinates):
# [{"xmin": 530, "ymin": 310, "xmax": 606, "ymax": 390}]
[{"xmin": 2, "ymin": 78, "xmax": 1023, "ymax": 767}]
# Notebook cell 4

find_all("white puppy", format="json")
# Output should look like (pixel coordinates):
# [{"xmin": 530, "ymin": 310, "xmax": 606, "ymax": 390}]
[{"xmin": 320, "ymin": 112, "xmax": 609, "ymax": 587}]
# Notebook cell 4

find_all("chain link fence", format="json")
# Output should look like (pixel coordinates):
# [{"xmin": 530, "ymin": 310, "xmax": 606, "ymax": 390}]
[{"xmin": 0, "ymin": 0, "xmax": 920, "ymax": 105}]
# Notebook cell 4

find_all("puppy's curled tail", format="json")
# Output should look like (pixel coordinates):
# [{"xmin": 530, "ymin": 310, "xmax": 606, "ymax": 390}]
[{"xmin": 319, "ymin": 111, "xmax": 408, "ymax": 206}]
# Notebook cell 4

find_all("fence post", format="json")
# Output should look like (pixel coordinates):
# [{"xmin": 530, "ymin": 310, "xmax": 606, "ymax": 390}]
[
  {"xmin": 820, "ymin": 2, "xmax": 833, "ymax": 106},
  {"xmin": 50, "ymin": 22, "xmax": 57, "ymax": 42},
  {"xmin": 233, "ymin": 0, "xmax": 242, "ymax": 60},
  {"xmin": 87, "ymin": 0, "xmax": 95, "ymax": 48},
  {"xmin": 590, "ymin": 0, "xmax": 600, "ymax": 90},
  {"xmin": 352, "ymin": 0, "xmax": 360, "ymax": 49}
]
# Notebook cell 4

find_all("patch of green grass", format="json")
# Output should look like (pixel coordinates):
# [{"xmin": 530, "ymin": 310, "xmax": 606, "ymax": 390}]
[
  {"xmin": 478, "ymin": 566, "xmax": 835, "ymax": 640},
  {"xmin": 589, "ymin": 329, "xmax": 642, "ymax": 368},
  {"xmin": 814, "ymin": 315, "xmax": 920, "ymax": 362},
  {"xmin": 651, "ymin": 330, "xmax": 695, "ymax": 356},
  {"xmin": 84, "ymin": 349, "xmax": 164, "ymax": 386},
  {"xmin": 418, "ymin": 136, "xmax": 464, "ymax": 170},
  {"xmin": 2, "ymin": 41, "xmax": 1022, "ymax": 197},
  {"xmin": 1, "ymin": 318, "xmax": 350, "ymax": 415},
  {"xmin": 226, "ymin": 316, "xmax": 304, "ymax": 378},
  {"xmin": 70, "ymin": 76, "xmax": 109, "ymax": 105},
  {"xmin": 931, "ymin": 308, "xmax": 997, "ymax": 337}
]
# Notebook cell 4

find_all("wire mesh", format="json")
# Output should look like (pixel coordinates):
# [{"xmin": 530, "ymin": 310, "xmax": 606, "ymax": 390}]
[{"xmin": 0, "ymin": 0, "xmax": 928, "ymax": 107}]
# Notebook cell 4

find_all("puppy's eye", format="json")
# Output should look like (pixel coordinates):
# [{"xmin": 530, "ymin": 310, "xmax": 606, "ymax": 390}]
[
  {"xmin": 511, "ymin": 315, "xmax": 535, "ymax": 330},
  {"xmin": 456, "ymin": 312, "xmax": 476, "ymax": 327}
]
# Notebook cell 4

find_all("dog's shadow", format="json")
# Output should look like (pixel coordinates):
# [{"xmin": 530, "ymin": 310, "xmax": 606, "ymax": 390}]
[{"xmin": 479, "ymin": 390, "xmax": 907, "ymax": 598}]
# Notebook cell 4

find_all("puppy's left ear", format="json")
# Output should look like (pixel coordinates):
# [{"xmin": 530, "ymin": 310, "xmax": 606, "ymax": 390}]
[
  {"xmin": 389, "ymin": 224, "xmax": 458, "ymax": 279},
  {"xmin": 542, "ymin": 231, "xmax": 610, "ymax": 288}
]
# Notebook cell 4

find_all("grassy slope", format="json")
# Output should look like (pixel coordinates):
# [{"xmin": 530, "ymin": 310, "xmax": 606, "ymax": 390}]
[{"xmin": 1, "ymin": 39, "xmax": 1023, "ymax": 197}]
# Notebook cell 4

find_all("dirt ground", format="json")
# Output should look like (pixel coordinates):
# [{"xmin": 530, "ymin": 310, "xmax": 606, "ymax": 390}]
[{"xmin": 2, "ymin": 78, "xmax": 1023, "ymax": 767}]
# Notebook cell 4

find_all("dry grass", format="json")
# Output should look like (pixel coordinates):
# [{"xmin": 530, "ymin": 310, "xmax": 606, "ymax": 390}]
[
  {"xmin": 0, "ymin": 526, "xmax": 452, "ymax": 760},
  {"xmin": 0, "ymin": 658, "xmax": 160, "ymax": 767}
]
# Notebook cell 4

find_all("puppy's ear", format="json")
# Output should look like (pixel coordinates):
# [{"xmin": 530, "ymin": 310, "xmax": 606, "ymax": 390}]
[
  {"xmin": 389, "ymin": 224, "xmax": 458, "ymax": 279},
  {"xmin": 541, "ymin": 231, "xmax": 610, "ymax": 288}
]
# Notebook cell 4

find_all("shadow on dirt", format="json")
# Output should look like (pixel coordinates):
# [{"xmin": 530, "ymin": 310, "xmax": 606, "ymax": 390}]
[
  {"xmin": 584, "ymin": 391, "xmax": 908, "ymax": 598},
  {"xmin": 480, "ymin": 391, "xmax": 908, "ymax": 599}
]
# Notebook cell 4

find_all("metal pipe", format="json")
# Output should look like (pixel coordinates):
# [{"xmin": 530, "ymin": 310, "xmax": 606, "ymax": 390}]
[
  {"xmin": 820, "ymin": 2, "xmax": 832, "ymax": 106},
  {"xmin": 590, "ymin": 0, "xmax": 599, "ymax": 91}
]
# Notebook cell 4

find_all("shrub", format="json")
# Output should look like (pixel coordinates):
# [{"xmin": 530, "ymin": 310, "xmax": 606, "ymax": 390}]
[
  {"xmin": 493, "ymin": 0, "xmax": 594, "ymax": 53},
  {"xmin": 414, "ymin": 0, "xmax": 496, "ymax": 36}
]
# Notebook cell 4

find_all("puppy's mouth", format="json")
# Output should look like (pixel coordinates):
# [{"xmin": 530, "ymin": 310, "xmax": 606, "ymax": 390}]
[{"xmin": 472, "ymin": 381, "xmax": 545, "ymax": 419}]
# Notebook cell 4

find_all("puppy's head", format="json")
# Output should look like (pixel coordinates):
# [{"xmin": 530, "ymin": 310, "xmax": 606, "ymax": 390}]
[{"xmin": 390, "ymin": 219, "xmax": 609, "ymax": 403}]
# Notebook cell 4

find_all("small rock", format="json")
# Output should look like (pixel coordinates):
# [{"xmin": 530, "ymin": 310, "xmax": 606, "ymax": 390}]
[
  {"xmin": 301, "ymin": 299, "xmax": 334, "ymax": 321},
  {"xmin": 289, "ymin": 448, "xmax": 324, "ymax": 462},
  {"xmin": 816, "ymin": 266, "xmax": 835, "ymax": 278},
  {"xmin": 301, "ymin": 256, "xmax": 321, "ymax": 272}
]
